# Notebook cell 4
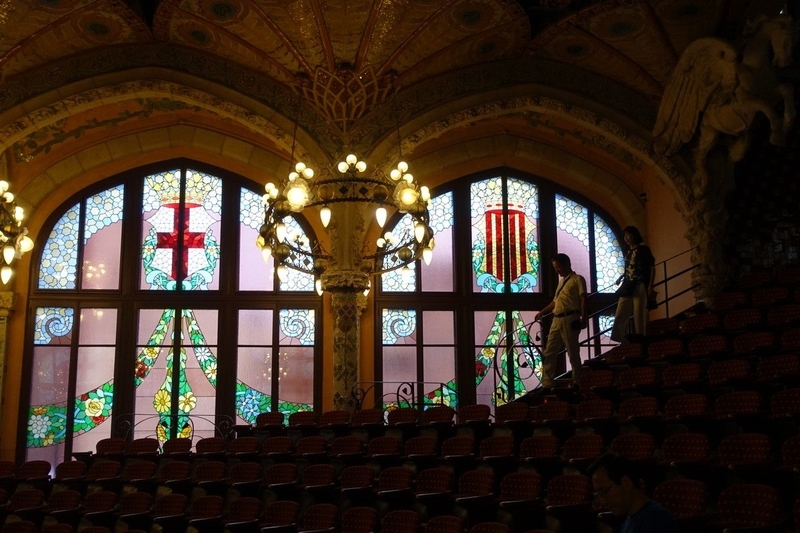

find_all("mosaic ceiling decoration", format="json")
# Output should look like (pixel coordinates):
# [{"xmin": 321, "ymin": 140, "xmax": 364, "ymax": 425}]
[{"xmin": 0, "ymin": 0, "xmax": 785, "ymax": 151}]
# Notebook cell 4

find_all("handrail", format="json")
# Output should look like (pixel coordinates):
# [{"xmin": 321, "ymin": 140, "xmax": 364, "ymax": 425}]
[{"xmin": 351, "ymin": 380, "xmax": 460, "ymax": 411}]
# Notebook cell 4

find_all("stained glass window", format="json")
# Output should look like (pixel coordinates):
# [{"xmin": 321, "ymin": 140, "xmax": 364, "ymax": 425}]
[
  {"xmin": 377, "ymin": 173, "xmax": 623, "ymax": 409},
  {"xmin": 26, "ymin": 164, "xmax": 320, "ymax": 463}
]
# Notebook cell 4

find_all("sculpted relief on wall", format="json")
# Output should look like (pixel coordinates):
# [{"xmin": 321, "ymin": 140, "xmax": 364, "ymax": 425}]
[{"xmin": 652, "ymin": 14, "xmax": 797, "ymax": 299}]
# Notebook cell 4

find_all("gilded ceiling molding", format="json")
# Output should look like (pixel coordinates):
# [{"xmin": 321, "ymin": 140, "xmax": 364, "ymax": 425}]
[
  {"xmin": 392, "ymin": 95, "xmax": 692, "ymax": 211},
  {"xmin": 0, "ymin": 79, "xmax": 315, "ymax": 164}
]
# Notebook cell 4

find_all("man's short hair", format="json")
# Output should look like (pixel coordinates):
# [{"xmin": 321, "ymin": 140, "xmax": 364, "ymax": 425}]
[
  {"xmin": 587, "ymin": 452, "xmax": 642, "ymax": 489},
  {"xmin": 552, "ymin": 253, "xmax": 571, "ymax": 268}
]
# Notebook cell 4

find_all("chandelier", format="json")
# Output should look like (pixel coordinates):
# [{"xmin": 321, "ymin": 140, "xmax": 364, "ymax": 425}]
[
  {"xmin": 0, "ymin": 180, "xmax": 34, "ymax": 284},
  {"xmin": 256, "ymin": 133, "xmax": 435, "ymax": 294}
]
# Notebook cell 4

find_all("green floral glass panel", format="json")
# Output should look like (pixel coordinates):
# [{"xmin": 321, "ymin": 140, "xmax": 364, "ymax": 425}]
[
  {"xmin": 38, "ymin": 203, "xmax": 80, "ymax": 289},
  {"xmin": 234, "ymin": 308, "xmax": 315, "ymax": 424},
  {"xmin": 470, "ymin": 177, "xmax": 540, "ymax": 293},
  {"xmin": 26, "ymin": 307, "xmax": 74, "ymax": 452},
  {"xmin": 594, "ymin": 214, "xmax": 625, "ymax": 292},
  {"xmin": 473, "ymin": 309, "xmax": 540, "ymax": 407}
]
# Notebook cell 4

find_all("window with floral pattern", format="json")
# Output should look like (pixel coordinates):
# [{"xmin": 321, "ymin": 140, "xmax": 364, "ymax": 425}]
[
  {"xmin": 378, "ymin": 172, "xmax": 624, "ymax": 411},
  {"xmin": 24, "ymin": 162, "xmax": 320, "ymax": 465}
]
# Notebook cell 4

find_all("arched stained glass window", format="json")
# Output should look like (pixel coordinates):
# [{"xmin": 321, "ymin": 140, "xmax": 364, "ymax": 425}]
[
  {"xmin": 24, "ymin": 162, "xmax": 321, "ymax": 465},
  {"xmin": 377, "ymin": 171, "xmax": 623, "ymax": 412}
]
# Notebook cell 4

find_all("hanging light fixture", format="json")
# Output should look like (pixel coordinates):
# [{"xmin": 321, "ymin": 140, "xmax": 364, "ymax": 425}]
[
  {"xmin": 256, "ymin": 84, "xmax": 434, "ymax": 293},
  {"xmin": 0, "ymin": 180, "xmax": 34, "ymax": 284}
]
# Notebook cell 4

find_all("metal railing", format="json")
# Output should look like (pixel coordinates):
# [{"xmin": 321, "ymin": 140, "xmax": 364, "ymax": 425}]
[{"xmin": 351, "ymin": 381, "xmax": 460, "ymax": 412}]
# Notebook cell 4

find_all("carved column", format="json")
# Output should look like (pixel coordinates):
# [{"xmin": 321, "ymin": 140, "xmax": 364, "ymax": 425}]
[
  {"xmin": 683, "ymin": 150, "xmax": 735, "ymax": 304},
  {"xmin": 319, "ymin": 197, "xmax": 373, "ymax": 410},
  {"xmin": 324, "ymin": 272, "xmax": 369, "ymax": 410},
  {"xmin": 0, "ymin": 291, "xmax": 16, "ymax": 426}
]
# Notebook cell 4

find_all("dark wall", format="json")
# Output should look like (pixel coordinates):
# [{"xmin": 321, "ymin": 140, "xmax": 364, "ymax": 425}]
[{"xmin": 724, "ymin": 80, "xmax": 800, "ymax": 281}]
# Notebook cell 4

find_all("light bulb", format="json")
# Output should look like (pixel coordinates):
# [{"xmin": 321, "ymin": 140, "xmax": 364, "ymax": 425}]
[
  {"xmin": 414, "ymin": 222, "xmax": 425, "ymax": 243},
  {"xmin": 390, "ymin": 169, "xmax": 401, "ymax": 181},
  {"xmin": 399, "ymin": 187, "xmax": 419, "ymax": 206},
  {"xmin": 420, "ymin": 186, "xmax": 430, "ymax": 201},
  {"xmin": 384, "ymin": 231, "xmax": 394, "ymax": 242},
  {"xmin": 376, "ymin": 237, "xmax": 386, "ymax": 248},
  {"xmin": 295, "ymin": 162, "xmax": 306, "ymax": 173},
  {"xmin": 18, "ymin": 235, "xmax": 33, "ymax": 253},
  {"xmin": 346, "ymin": 154, "xmax": 357, "ymax": 165},
  {"xmin": 270, "ymin": 188, "xmax": 278, "ymax": 199},
  {"xmin": 315, "ymin": 279, "xmax": 323, "ymax": 296},
  {"xmin": 3, "ymin": 246, "xmax": 15, "ymax": 264},
  {"xmin": 401, "ymin": 266, "xmax": 412, "ymax": 282},
  {"xmin": 423, "ymin": 247, "xmax": 433, "ymax": 265},
  {"xmin": 265, "ymin": 182, "xmax": 275, "ymax": 193},
  {"xmin": 0, "ymin": 181, "xmax": 8, "ymax": 194},
  {"xmin": 337, "ymin": 161, "xmax": 349, "ymax": 173},
  {"xmin": 320, "ymin": 206, "xmax": 331, "ymax": 228},
  {"xmin": 3, "ymin": 192, "xmax": 14, "ymax": 203},
  {"xmin": 376, "ymin": 207, "xmax": 387, "ymax": 228},
  {"xmin": 288, "ymin": 172, "xmax": 299, "ymax": 181},
  {"xmin": 276, "ymin": 223, "xmax": 286, "ymax": 242},
  {"xmin": 14, "ymin": 206, "xmax": 24, "ymax": 222},
  {"xmin": 363, "ymin": 280, "xmax": 371, "ymax": 297},
  {"xmin": 303, "ymin": 167, "xmax": 314, "ymax": 179},
  {"xmin": 1, "ymin": 266, "xmax": 11, "ymax": 284},
  {"xmin": 355, "ymin": 161, "xmax": 367, "ymax": 172},
  {"xmin": 404, "ymin": 173, "xmax": 413, "ymax": 183},
  {"xmin": 277, "ymin": 265, "xmax": 288, "ymax": 282},
  {"xmin": 397, "ymin": 161, "xmax": 409, "ymax": 173},
  {"xmin": 262, "ymin": 194, "xmax": 271, "ymax": 205},
  {"xmin": 261, "ymin": 245, "xmax": 272, "ymax": 263},
  {"xmin": 286, "ymin": 185, "xmax": 307, "ymax": 208}
]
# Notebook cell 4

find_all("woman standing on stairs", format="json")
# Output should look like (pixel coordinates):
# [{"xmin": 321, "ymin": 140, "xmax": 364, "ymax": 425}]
[{"xmin": 611, "ymin": 226, "xmax": 655, "ymax": 343}]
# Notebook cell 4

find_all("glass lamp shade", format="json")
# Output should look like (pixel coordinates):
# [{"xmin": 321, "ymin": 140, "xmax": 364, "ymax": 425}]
[
  {"xmin": 276, "ymin": 265, "xmax": 289, "ymax": 282},
  {"xmin": 399, "ymin": 187, "xmax": 419, "ymax": 206},
  {"xmin": 261, "ymin": 245, "xmax": 272, "ymax": 263},
  {"xmin": 18, "ymin": 235, "xmax": 33, "ymax": 253},
  {"xmin": 414, "ymin": 222, "xmax": 425, "ymax": 243},
  {"xmin": 401, "ymin": 266, "xmax": 412, "ymax": 282},
  {"xmin": 346, "ymin": 154, "xmax": 358, "ymax": 165},
  {"xmin": 3, "ymin": 246, "xmax": 15, "ymax": 264},
  {"xmin": 0, "ymin": 181, "xmax": 8, "ymax": 194},
  {"xmin": 1, "ymin": 266, "xmax": 11, "ymax": 284},
  {"xmin": 286, "ymin": 183, "xmax": 308, "ymax": 209},
  {"xmin": 337, "ymin": 161, "xmax": 349, "ymax": 173},
  {"xmin": 420, "ymin": 186, "xmax": 430, "ymax": 201},
  {"xmin": 295, "ymin": 162, "xmax": 306, "ymax": 173},
  {"xmin": 422, "ymin": 247, "xmax": 433, "ymax": 265},
  {"xmin": 276, "ymin": 223, "xmax": 287, "ymax": 242},
  {"xmin": 376, "ymin": 207, "xmax": 387, "ymax": 227},
  {"xmin": 315, "ymin": 278, "xmax": 323, "ymax": 296},
  {"xmin": 14, "ymin": 206, "xmax": 24, "ymax": 222},
  {"xmin": 320, "ymin": 206, "xmax": 332, "ymax": 227},
  {"xmin": 355, "ymin": 161, "xmax": 367, "ymax": 172}
]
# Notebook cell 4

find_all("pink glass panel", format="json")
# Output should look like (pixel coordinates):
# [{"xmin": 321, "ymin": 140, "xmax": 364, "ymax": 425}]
[
  {"xmin": 422, "ymin": 311, "xmax": 454, "ymax": 344},
  {"xmin": 240, "ymin": 222, "xmax": 274, "ymax": 291},
  {"xmin": 422, "ymin": 346, "xmax": 455, "ymax": 392},
  {"xmin": 556, "ymin": 227, "xmax": 592, "ymax": 292},
  {"xmin": 29, "ymin": 347, "xmax": 70, "ymax": 406},
  {"xmin": 382, "ymin": 346, "xmax": 417, "ymax": 386},
  {"xmin": 82, "ymin": 220, "xmax": 122, "ymax": 290},
  {"xmin": 277, "ymin": 347, "xmax": 313, "ymax": 407},
  {"xmin": 421, "ymin": 224, "xmax": 454, "ymax": 292},
  {"xmin": 238, "ymin": 309, "xmax": 274, "ymax": 344}
]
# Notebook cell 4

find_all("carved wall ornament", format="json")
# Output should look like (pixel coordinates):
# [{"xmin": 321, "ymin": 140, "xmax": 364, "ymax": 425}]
[{"xmin": 652, "ymin": 14, "xmax": 798, "ymax": 300}]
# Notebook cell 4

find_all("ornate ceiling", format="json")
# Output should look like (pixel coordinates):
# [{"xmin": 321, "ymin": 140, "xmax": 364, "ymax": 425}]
[{"xmin": 0, "ymin": 0, "xmax": 788, "ymax": 163}]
